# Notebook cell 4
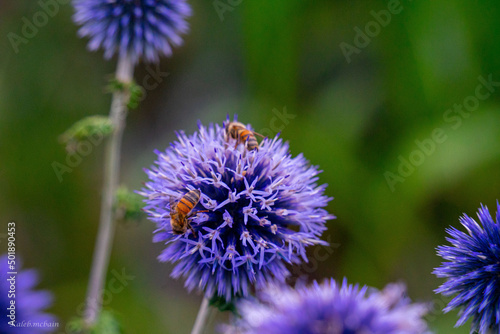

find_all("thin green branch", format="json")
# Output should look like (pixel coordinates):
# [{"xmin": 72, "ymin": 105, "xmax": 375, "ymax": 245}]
[{"xmin": 84, "ymin": 54, "xmax": 134, "ymax": 326}]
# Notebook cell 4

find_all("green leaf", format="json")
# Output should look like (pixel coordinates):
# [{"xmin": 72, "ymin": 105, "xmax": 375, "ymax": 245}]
[
  {"xmin": 66, "ymin": 317, "xmax": 86, "ymax": 333},
  {"xmin": 106, "ymin": 78, "xmax": 144, "ymax": 110},
  {"xmin": 115, "ymin": 185, "xmax": 144, "ymax": 223},
  {"xmin": 66, "ymin": 310, "xmax": 123, "ymax": 334},
  {"xmin": 209, "ymin": 294, "xmax": 239, "ymax": 314},
  {"xmin": 60, "ymin": 115, "xmax": 113, "ymax": 153},
  {"xmin": 127, "ymin": 81, "xmax": 145, "ymax": 109},
  {"xmin": 93, "ymin": 310, "xmax": 123, "ymax": 334}
]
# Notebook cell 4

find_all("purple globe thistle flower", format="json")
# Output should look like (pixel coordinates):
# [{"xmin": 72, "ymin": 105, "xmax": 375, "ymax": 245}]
[
  {"xmin": 221, "ymin": 278, "xmax": 430, "ymax": 334},
  {"xmin": 434, "ymin": 202, "xmax": 500, "ymax": 333},
  {"xmin": 139, "ymin": 120, "xmax": 334, "ymax": 301},
  {"xmin": 72, "ymin": 0, "xmax": 192, "ymax": 63},
  {"xmin": 1, "ymin": 254, "xmax": 56, "ymax": 333}
]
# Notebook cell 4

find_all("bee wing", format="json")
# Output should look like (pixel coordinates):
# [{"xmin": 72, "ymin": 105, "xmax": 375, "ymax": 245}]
[
  {"xmin": 252, "ymin": 131, "xmax": 266, "ymax": 138},
  {"xmin": 169, "ymin": 196, "xmax": 176, "ymax": 214}
]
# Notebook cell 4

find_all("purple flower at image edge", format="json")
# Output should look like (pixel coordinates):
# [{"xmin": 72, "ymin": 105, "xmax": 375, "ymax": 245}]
[
  {"xmin": 221, "ymin": 278, "xmax": 430, "ymax": 334},
  {"xmin": 72, "ymin": 0, "xmax": 192, "ymax": 63},
  {"xmin": 139, "ymin": 120, "xmax": 334, "ymax": 301},
  {"xmin": 434, "ymin": 202, "xmax": 500, "ymax": 333},
  {"xmin": 1, "ymin": 254, "xmax": 56, "ymax": 333}
]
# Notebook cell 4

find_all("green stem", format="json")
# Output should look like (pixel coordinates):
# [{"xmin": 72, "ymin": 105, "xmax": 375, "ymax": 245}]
[
  {"xmin": 84, "ymin": 54, "xmax": 134, "ymax": 326},
  {"xmin": 191, "ymin": 297, "xmax": 211, "ymax": 334}
]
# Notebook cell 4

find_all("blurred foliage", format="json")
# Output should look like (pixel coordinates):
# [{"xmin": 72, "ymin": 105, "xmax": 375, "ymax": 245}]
[
  {"xmin": 106, "ymin": 78, "xmax": 144, "ymax": 110},
  {"xmin": 209, "ymin": 295, "xmax": 238, "ymax": 315},
  {"xmin": 67, "ymin": 310, "xmax": 123, "ymax": 334},
  {"xmin": 60, "ymin": 115, "xmax": 113, "ymax": 153},
  {"xmin": 2, "ymin": 0, "xmax": 500, "ymax": 333},
  {"xmin": 114, "ymin": 186, "xmax": 144, "ymax": 223}
]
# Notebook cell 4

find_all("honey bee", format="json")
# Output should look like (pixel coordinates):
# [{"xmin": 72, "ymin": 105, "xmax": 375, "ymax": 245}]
[
  {"xmin": 170, "ymin": 190, "xmax": 207, "ymax": 237},
  {"xmin": 225, "ymin": 121, "xmax": 264, "ymax": 151}
]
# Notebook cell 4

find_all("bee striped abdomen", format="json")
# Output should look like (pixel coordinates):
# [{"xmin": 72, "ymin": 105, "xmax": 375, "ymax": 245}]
[
  {"xmin": 238, "ymin": 129, "xmax": 257, "ymax": 150},
  {"xmin": 225, "ymin": 121, "xmax": 261, "ymax": 151},
  {"xmin": 177, "ymin": 190, "xmax": 201, "ymax": 216},
  {"xmin": 239, "ymin": 129, "xmax": 251, "ymax": 141}
]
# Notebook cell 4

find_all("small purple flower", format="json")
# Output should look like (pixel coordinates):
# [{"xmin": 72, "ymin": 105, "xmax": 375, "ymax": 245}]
[
  {"xmin": 221, "ymin": 278, "xmax": 430, "ymax": 334},
  {"xmin": 72, "ymin": 0, "xmax": 192, "ymax": 63},
  {"xmin": 434, "ymin": 202, "xmax": 500, "ymax": 333},
  {"xmin": 140, "ymin": 120, "xmax": 334, "ymax": 301},
  {"xmin": 1, "ymin": 254, "xmax": 56, "ymax": 333}
]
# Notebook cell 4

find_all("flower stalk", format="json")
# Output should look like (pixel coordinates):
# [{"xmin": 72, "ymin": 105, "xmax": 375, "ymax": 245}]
[
  {"xmin": 84, "ymin": 54, "xmax": 134, "ymax": 326},
  {"xmin": 191, "ymin": 297, "xmax": 210, "ymax": 334}
]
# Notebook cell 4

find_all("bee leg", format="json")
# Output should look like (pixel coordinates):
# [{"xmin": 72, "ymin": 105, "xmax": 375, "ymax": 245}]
[
  {"xmin": 188, "ymin": 222, "xmax": 197, "ymax": 238},
  {"xmin": 192, "ymin": 210, "xmax": 209, "ymax": 214},
  {"xmin": 169, "ymin": 196, "xmax": 176, "ymax": 215}
]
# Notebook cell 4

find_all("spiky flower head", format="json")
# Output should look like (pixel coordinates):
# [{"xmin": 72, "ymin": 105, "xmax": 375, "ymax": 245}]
[
  {"xmin": 434, "ymin": 202, "xmax": 500, "ymax": 333},
  {"xmin": 222, "ymin": 278, "xmax": 430, "ymax": 334},
  {"xmin": 1, "ymin": 254, "xmax": 56, "ymax": 333},
  {"xmin": 72, "ymin": 0, "xmax": 192, "ymax": 63},
  {"xmin": 140, "ymin": 119, "xmax": 334, "ymax": 301}
]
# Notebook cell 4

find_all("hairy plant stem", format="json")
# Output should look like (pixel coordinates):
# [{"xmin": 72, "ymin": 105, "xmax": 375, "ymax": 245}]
[
  {"xmin": 84, "ymin": 54, "xmax": 134, "ymax": 326},
  {"xmin": 191, "ymin": 297, "xmax": 211, "ymax": 334}
]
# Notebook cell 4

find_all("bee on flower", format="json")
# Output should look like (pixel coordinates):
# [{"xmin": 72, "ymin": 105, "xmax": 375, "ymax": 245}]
[{"xmin": 139, "ymin": 120, "xmax": 334, "ymax": 301}]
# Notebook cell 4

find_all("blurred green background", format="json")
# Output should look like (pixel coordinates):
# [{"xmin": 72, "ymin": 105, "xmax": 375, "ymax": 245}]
[{"xmin": 2, "ymin": 0, "xmax": 500, "ymax": 333}]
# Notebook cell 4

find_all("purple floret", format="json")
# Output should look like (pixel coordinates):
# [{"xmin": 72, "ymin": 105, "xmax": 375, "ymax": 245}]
[
  {"xmin": 434, "ymin": 202, "xmax": 500, "ymax": 333},
  {"xmin": 1, "ymin": 254, "xmax": 57, "ymax": 333},
  {"xmin": 222, "ymin": 278, "xmax": 430, "ymax": 334},
  {"xmin": 73, "ymin": 0, "xmax": 192, "ymax": 63}
]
